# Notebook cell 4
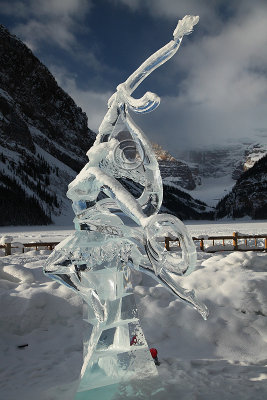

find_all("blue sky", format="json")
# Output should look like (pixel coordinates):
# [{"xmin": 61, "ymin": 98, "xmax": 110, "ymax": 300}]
[{"xmin": 1, "ymin": 0, "xmax": 267, "ymax": 155}]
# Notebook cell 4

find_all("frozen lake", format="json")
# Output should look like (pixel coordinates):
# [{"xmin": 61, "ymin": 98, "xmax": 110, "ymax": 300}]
[{"xmin": 0, "ymin": 219, "xmax": 266, "ymax": 244}]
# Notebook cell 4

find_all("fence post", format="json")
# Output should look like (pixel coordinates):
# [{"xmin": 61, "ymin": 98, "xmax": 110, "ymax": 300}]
[
  {"xmin": 200, "ymin": 239, "xmax": 204, "ymax": 251},
  {"xmin": 5, "ymin": 242, "xmax": 11, "ymax": 256},
  {"xmin": 233, "ymin": 232, "xmax": 238, "ymax": 250},
  {"xmin": 165, "ymin": 237, "xmax": 170, "ymax": 251}
]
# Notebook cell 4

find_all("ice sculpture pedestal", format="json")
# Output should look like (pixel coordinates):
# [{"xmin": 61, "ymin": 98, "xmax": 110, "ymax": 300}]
[
  {"xmin": 73, "ymin": 249, "xmax": 158, "ymax": 394},
  {"xmin": 77, "ymin": 292, "xmax": 158, "ymax": 393},
  {"xmin": 45, "ymin": 229, "xmax": 158, "ymax": 394},
  {"xmin": 74, "ymin": 383, "xmax": 119, "ymax": 400},
  {"xmin": 75, "ymin": 377, "xmax": 165, "ymax": 400}
]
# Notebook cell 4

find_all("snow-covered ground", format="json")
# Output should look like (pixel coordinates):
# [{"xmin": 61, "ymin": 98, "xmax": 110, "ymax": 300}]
[
  {"xmin": 0, "ymin": 222, "xmax": 267, "ymax": 400},
  {"xmin": 0, "ymin": 225, "xmax": 74, "ymax": 244},
  {"xmin": 186, "ymin": 219, "xmax": 267, "ymax": 236}
]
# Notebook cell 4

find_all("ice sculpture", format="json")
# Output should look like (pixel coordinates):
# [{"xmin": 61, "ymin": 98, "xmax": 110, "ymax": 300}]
[{"xmin": 44, "ymin": 15, "xmax": 208, "ymax": 399}]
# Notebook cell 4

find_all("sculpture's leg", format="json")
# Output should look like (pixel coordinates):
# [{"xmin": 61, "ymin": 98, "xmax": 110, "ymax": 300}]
[{"xmin": 75, "ymin": 288, "xmax": 158, "ymax": 398}]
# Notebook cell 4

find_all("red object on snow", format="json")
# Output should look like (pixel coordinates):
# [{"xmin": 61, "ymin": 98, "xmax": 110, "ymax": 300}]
[
  {"xmin": 130, "ymin": 335, "xmax": 137, "ymax": 346},
  {"xmin": 150, "ymin": 348, "xmax": 158, "ymax": 359}
]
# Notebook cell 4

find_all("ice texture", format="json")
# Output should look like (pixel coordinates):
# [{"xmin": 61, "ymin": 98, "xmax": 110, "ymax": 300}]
[{"xmin": 44, "ymin": 14, "xmax": 207, "ymax": 397}]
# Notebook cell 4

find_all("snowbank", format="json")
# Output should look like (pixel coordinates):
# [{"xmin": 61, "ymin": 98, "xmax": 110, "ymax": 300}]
[{"xmin": 0, "ymin": 248, "xmax": 266, "ymax": 399}]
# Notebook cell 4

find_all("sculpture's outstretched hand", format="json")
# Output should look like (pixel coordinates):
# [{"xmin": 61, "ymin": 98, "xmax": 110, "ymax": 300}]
[
  {"xmin": 173, "ymin": 15, "xmax": 199, "ymax": 40},
  {"xmin": 120, "ymin": 15, "xmax": 199, "ymax": 98},
  {"xmin": 142, "ymin": 214, "xmax": 209, "ymax": 320}
]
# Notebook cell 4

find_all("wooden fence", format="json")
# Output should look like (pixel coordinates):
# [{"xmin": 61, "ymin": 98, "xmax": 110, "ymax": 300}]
[
  {"xmin": 165, "ymin": 232, "xmax": 267, "ymax": 253},
  {"xmin": 0, "ymin": 242, "xmax": 59, "ymax": 256},
  {"xmin": 0, "ymin": 232, "xmax": 266, "ymax": 256}
]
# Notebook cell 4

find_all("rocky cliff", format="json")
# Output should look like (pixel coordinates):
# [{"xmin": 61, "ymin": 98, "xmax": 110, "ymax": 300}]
[{"xmin": 153, "ymin": 143, "xmax": 196, "ymax": 190}]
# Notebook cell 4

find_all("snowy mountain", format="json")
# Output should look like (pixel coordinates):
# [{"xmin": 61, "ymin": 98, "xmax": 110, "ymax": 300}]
[
  {"xmin": 177, "ymin": 142, "xmax": 267, "ymax": 206},
  {"xmin": 150, "ymin": 144, "xmax": 214, "ymax": 220},
  {"xmin": 0, "ymin": 24, "xmax": 265, "ymax": 225},
  {"xmin": 0, "ymin": 24, "xmax": 213, "ymax": 225},
  {"xmin": 154, "ymin": 141, "xmax": 267, "ymax": 211},
  {"xmin": 151, "ymin": 141, "xmax": 266, "ymax": 219},
  {"xmin": 0, "ymin": 25, "xmax": 95, "ymax": 225},
  {"xmin": 215, "ymin": 154, "xmax": 267, "ymax": 219}
]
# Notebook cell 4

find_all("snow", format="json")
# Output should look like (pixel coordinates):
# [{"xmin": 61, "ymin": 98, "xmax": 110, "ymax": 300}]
[
  {"xmin": 0, "ymin": 223, "xmax": 267, "ymax": 399},
  {"xmin": 184, "ymin": 175, "xmax": 235, "ymax": 207},
  {"xmin": 0, "ymin": 235, "xmax": 13, "ymax": 245},
  {"xmin": 28, "ymin": 125, "xmax": 84, "ymax": 166},
  {"xmin": 0, "ymin": 144, "xmax": 21, "ymax": 164},
  {"xmin": 34, "ymin": 144, "xmax": 77, "ymax": 178},
  {"xmin": 162, "ymin": 174, "xmax": 236, "ymax": 208},
  {"xmin": 186, "ymin": 219, "xmax": 267, "ymax": 236},
  {"xmin": 0, "ymin": 225, "xmax": 74, "ymax": 244},
  {"xmin": 244, "ymin": 143, "xmax": 267, "ymax": 169}
]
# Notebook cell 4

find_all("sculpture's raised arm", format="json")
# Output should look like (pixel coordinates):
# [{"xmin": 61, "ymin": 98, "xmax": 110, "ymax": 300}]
[
  {"xmin": 97, "ymin": 15, "xmax": 199, "ymax": 142},
  {"xmin": 121, "ymin": 15, "xmax": 199, "ymax": 96},
  {"xmin": 91, "ymin": 15, "xmax": 200, "ymax": 224}
]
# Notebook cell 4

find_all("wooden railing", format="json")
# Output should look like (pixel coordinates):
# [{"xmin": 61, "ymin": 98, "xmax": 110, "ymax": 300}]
[
  {"xmin": 165, "ymin": 232, "xmax": 267, "ymax": 253},
  {"xmin": 0, "ymin": 242, "xmax": 59, "ymax": 256},
  {"xmin": 1, "ymin": 232, "xmax": 266, "ymax": 256}
]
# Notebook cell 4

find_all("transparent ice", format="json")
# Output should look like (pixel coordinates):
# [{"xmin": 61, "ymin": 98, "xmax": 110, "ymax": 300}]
[{"xmin": 44, "ymin": 15, "xmax": 208, "ymax": 398}]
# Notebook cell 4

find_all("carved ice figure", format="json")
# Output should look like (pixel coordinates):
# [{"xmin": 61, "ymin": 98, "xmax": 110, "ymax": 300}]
[{"xmin": 44, "ymin": 15, "xmax": 208, "ymax": 397}]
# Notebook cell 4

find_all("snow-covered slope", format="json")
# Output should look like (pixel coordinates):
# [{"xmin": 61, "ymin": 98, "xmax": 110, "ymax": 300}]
[
  {"xmin": 216, "ymin": 154, "xmax": 267, "ymax": 219},
  {"xmin": 161, "ymin": 183, "xmax": 214, "ymax": 220},
  {"xmin": 0, "ymin": 25, "xmax": 95, "ymax": 225}
]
